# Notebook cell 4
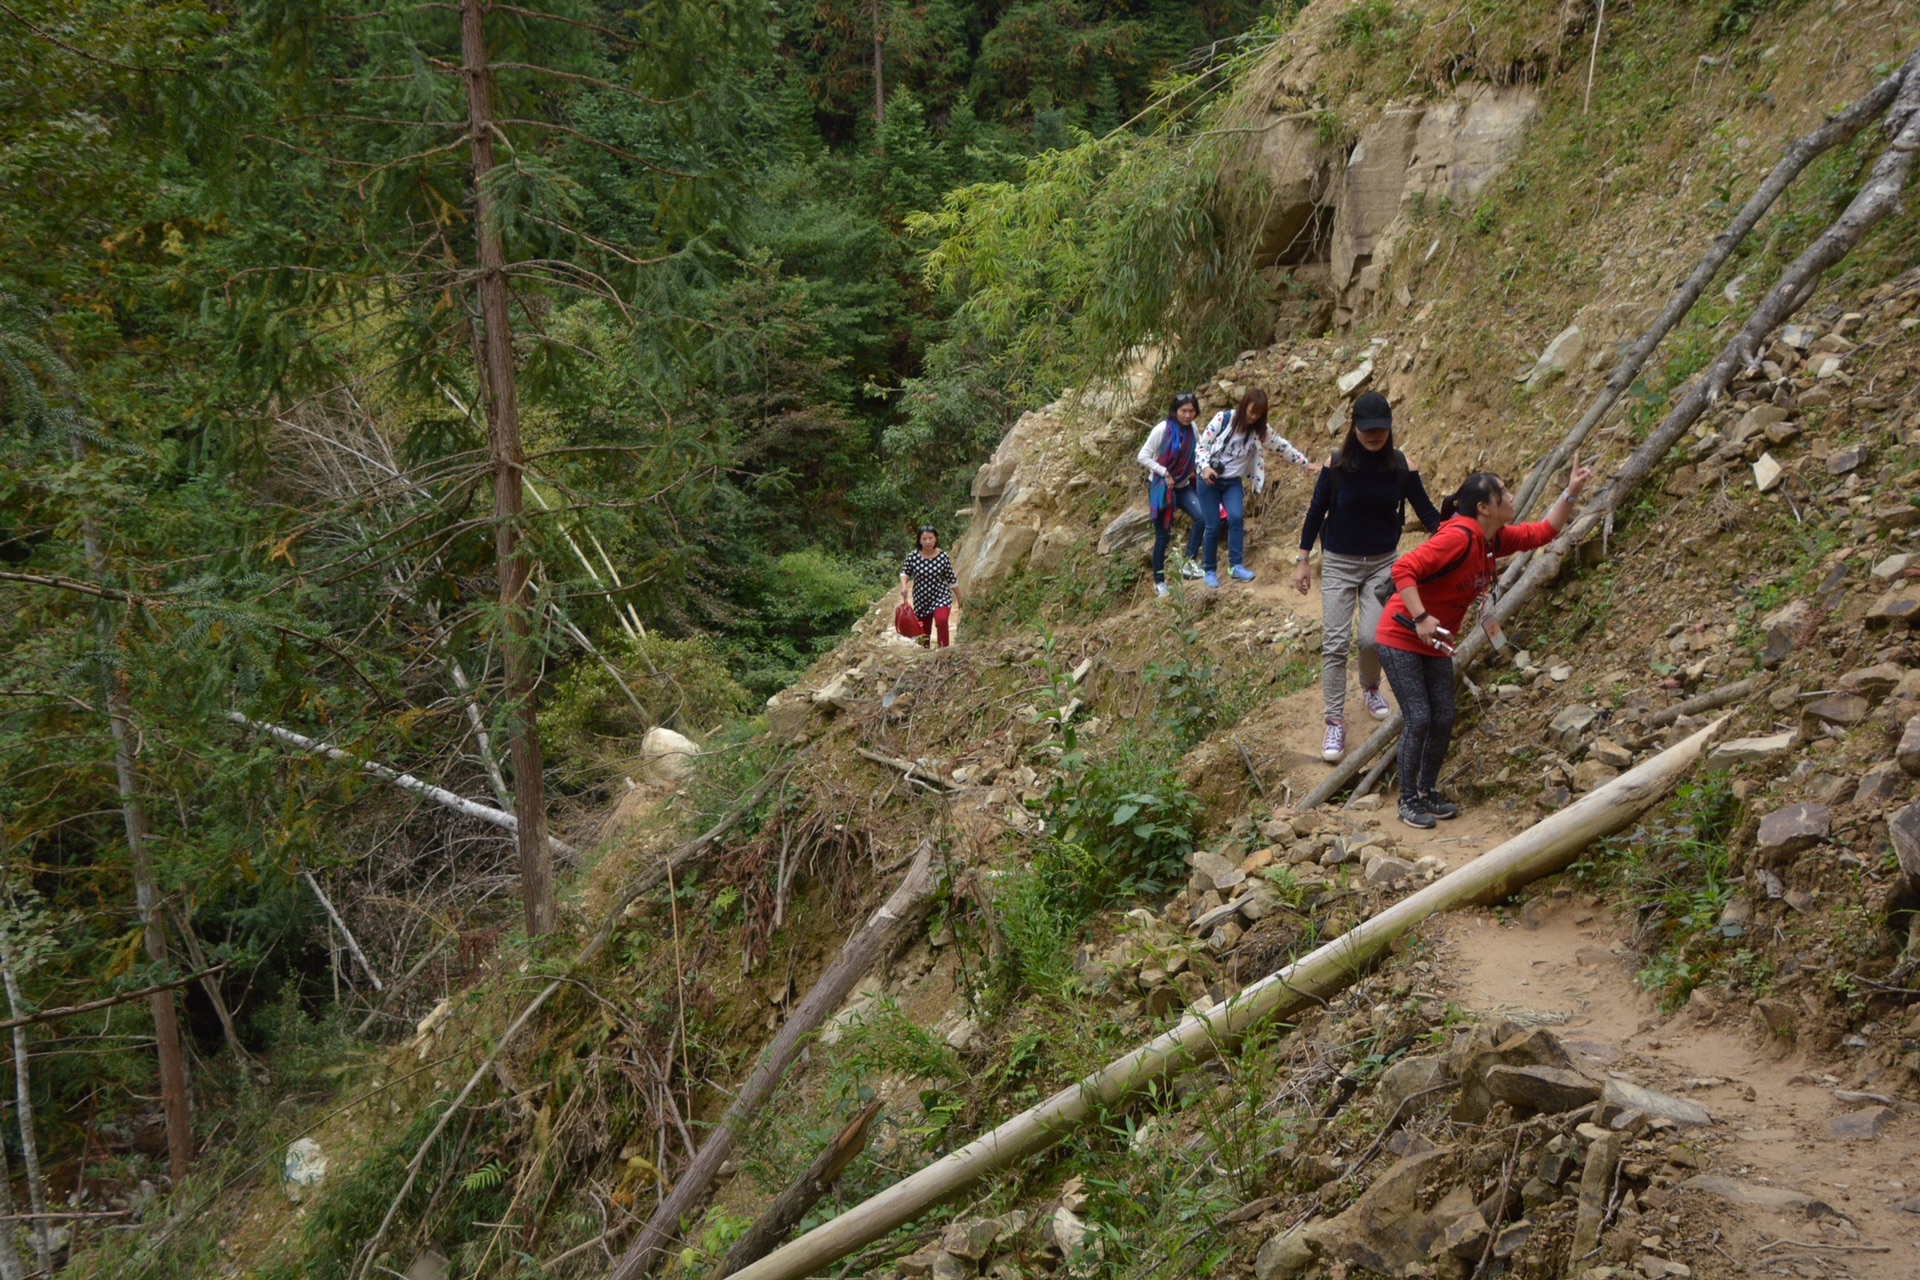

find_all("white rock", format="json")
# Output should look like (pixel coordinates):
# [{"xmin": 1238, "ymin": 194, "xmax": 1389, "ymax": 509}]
[
  {"xmin": 640, "ymin": 726, "xmax": 698, "ymax": 784},
  {"xmin": 283, "ymin": 1137, "xmax": 329, "ymax": 1203},
  {"xmin": 1752, "ymin": 453, "xmax": 1784, "ymax": 493},
  {"xmin": 1706, "ymin": 732, "xmax": 1795, "ymax": 767},
  {"xmin": 1549, "ymin": 664, "xmax": 1572, "ymax": 682},
  {"xmin": 1524, "ymin": 324, "xmax": 1586, "ymax": 390},
  {"xmin": 1336, "ymin": 359, "xmax": 1374, "ymax": 395},
  {"xmin": 1871, "ymin": 554, "xmax": 1912, "ymax": 581}
]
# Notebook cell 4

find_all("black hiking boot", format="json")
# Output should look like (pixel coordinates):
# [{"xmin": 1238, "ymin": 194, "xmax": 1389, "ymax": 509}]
[
  {"xmin": 1397, "ymin": 795, "xmax": 1436, "ymax": 830},
  {"xmin": 1420, "ymin": 790, "xmax": 1461, "ymax": 820}
]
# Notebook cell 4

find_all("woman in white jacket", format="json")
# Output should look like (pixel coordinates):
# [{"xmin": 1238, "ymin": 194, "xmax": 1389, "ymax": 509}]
[
  {"xmin": 1195, "ymin": 388, "xmax": 1319, "ymax": 588},
  {"xmin": 1135, "ymin": 391, "xmax": 1206, "ymax": 595}
]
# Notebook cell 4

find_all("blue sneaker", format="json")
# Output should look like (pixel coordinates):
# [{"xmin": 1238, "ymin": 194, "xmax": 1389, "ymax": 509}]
[
  {"xmin": 1204, "ymin": 570, "xmax": 1220, "ymax": 589},
  {"xmin": 1230, "ymin": 565, "xmax": 1256, "ymax": 582}
]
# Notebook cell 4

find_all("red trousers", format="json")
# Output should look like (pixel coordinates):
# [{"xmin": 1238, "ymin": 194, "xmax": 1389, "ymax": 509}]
[{"xmin": 916, "ymin": 606, "xmax": 951, "ymax": 647}]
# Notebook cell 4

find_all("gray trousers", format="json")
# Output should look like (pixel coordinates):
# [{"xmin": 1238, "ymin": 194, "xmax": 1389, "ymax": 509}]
[{"xmin": 1318, "ymin": 550, "xmax": 1396, "ymax": 722}]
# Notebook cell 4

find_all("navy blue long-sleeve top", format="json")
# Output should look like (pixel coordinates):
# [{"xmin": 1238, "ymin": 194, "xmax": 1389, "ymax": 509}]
[{"xmin": 1297, "ymin": 452, "xmax": 1442, "ymax": 556}]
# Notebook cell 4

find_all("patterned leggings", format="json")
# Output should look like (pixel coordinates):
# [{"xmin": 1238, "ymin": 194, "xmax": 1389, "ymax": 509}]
[{"xmin": 1377, "ymin": 645, "xmax": 1456, "ymax": 796}]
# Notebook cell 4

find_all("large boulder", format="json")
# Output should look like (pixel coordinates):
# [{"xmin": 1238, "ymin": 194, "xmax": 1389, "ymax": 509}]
[
  {"xmin": 1523, "ymin": 325, "xmax": 1585, "ymax": 391},
  {"xmin": 1403, "ymin": 83, "xmax": 1541, "ymax": 202},
  {"xmin": 640, "ymin": 726, "xmax": 698, "ymax": 785},
  {"xmin": 283, "ymin": 1137, "xmax": 329, "ymax": 1203}
]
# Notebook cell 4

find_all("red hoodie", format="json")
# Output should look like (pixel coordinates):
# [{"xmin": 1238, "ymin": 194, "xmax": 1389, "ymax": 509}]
[{"xmin": 1374, "ymin": 515, "xmax": 1557, "ymax": 656}]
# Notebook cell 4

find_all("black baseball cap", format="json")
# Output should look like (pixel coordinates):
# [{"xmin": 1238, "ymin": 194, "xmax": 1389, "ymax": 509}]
[{"xmin": 1352, "ymin": 391, "xmax": 1393, "ymax": 431}]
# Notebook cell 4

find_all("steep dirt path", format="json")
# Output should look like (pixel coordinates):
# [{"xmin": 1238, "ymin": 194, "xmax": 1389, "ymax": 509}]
[{"xmin": 1436, "ymin": 904, "xmax": 1920, "ymax": 1280}]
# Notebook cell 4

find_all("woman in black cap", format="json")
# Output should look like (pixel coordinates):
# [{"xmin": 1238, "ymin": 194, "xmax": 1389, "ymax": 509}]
[{"xmin": 1293, "ymin": 391, "xmax": 1441, "ymax": 763}]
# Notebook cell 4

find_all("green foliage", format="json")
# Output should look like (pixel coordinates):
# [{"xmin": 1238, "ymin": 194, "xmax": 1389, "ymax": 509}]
[
  {"xmin": 1333, "ymin": 1, "xmax": 1422, "ymax": 56},
  {"xmin": 539, "ymin": 632, "xmax": 752, "ymax": 769},
  {"xmin": 1577, "ymin": 776, "xmax": 1743, "ymax": 1012}
]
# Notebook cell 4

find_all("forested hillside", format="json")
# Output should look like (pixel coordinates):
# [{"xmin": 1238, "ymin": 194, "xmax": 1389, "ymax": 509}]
[
  {"xmin": 7, "ymin": 2, "xmax": 1920, "ymax": 1280},
  {"xmin": 0, "ymin": 0, "xmax": 1268, "ymax": 1265}
]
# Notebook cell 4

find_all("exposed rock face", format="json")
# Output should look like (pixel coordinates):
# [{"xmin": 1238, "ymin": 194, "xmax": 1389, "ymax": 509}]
[
  {"xmin": 1331, "ymin": 108, "xmax": 1426, "ymax": 294},
  {"xmin": 1249, "ymin": 83, "xmax": 1539, "ymax": 323}
]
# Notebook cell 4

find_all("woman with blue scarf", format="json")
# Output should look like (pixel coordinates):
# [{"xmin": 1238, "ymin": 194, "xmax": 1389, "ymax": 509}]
[{"xmin": 1135, "ymin": 391, "xmax": 1206, "ymax": 597}]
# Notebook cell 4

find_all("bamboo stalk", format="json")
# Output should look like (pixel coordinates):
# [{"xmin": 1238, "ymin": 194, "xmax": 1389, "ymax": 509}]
[
  {"xmin": 719, "ymin": 719, "xmax": 1725, "ymax": 1280},
  {"xmin": 612, "ymin": 842, "xmax": 939, "ymax": 1280},
  {"xmin": 0, "ymin": 965, "xmax": 226, "ymax": 1033},
  {"xmin": 302, "ymin": 871, "xmax": 385, "ymax": 992}
]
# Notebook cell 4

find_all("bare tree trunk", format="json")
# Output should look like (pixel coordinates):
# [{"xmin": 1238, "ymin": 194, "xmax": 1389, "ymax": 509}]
[
  {"xmin": 0, "ymin": 1112, "xmax": 24, "ymax": 1280},
  {"xmin": 610, "ymin": 842, "xmax": 939, "ymax": 1280},
  {"xmin": 714, "ymin": 1100, "xmax": 884, "ymax": 1278},
  {"xmin": 460, "ymin": 0, "xmax": 554, "ymax": 937},
  {"xmin": 0, "ymin": 942, "xmax": 51, "ymax": 1274},
  {"xmin": 69, "ymin": 433, "xmax": 193, "ymax": 1181},
  {"xmin": 871, "ymin": 0, "xmax": 885, "ymax": 126}
]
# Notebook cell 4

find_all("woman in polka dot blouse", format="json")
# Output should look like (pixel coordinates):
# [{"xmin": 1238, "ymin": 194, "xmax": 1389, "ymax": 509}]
[{"xmin": 899, "ymin": 525, "xmax": 961, "ymax": 647}]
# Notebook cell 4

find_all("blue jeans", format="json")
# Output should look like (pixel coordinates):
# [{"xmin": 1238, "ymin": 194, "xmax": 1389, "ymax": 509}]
[
  {"xmin": 1198, "ymin": 475, "xmax": 1246, "ymax": 571},
  {"xmin": 1150, "ymin": 482, "xmax": 1205, "ymax": 581}
]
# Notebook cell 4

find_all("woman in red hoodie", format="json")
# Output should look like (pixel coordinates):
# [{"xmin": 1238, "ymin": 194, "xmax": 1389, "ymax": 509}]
[{"xmin": 1374, "ymin": 459, "xmax": 1593, "ymax": 829}]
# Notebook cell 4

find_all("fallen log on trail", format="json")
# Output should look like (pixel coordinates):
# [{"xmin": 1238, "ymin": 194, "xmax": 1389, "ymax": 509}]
[
  {"xmin": 717, "ymin": 719, "xmax": 1726, "ymax": 1280},
  {"xmin": 227, "ymin": 712, "xmax": 577, "ymax": 858},
  {"xmin": 714, "ymin": 1100, "xmax": 886, "ymax": 1278},
  {"xmin": 611, "ymin": 841, "xmax": 939, "ymax": 1280},
  {"xmin": 1305, "ymin": 51, "xmax": 1920, "ymax": 810}
]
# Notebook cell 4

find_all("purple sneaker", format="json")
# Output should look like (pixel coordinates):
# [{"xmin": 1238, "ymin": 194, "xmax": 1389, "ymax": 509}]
[
  {"xmin": 1321, "ymin": 718, "xmax": 1345, "ymax": 763},
  {"xmin": 1362, "ymin": 685, "xmax": 1391, "ymax": 720}
]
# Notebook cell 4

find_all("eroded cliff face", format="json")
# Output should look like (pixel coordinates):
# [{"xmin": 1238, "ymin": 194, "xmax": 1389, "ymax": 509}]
[{"xmin": 1252, "ymin": 82, "xmax": 1541, "ymax": 333}]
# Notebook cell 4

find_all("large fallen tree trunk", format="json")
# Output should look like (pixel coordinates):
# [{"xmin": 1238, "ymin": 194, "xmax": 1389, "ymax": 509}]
[
  {"xmin": 610, "ymin": 841, "xmax": 940, "ymax": 1280},
  {"xmin": 1507, "ymin": 47, "xmax": 1918, "ymax": 521},
  {"xmin": 227, "ymin": 711, "xmax": 577, "ymax": 858},
  {"xmin": 716, "ymin": 719, "xmax": 1726, "ymax": 1280},
  {"xmin": 1306, "ymin": 55, "xmax": 1920, "ymax": 810}
]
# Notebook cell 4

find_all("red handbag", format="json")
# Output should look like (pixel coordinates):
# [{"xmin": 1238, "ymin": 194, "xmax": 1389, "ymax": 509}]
[{"xmin": 894, "ymin": 601, "xmax": 925, "ymax": 638}]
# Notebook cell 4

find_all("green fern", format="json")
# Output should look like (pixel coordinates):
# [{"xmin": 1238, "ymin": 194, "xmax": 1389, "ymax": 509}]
[{"xmin": 460, "ymin": 1159, "xmax": 510, "ymax": 1194}]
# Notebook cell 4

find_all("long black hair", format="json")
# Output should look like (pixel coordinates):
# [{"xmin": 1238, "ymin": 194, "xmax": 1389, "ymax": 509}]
[
  {"xmin": 1440, "ymin": 472, "xmax": 1505, "ymax": 522},
  {"xmin": 914, "ymin": 524, "xmax": 940, "ymax": 553},
  {"xmin": 1167, "ymin": 391, "xmax": 1199, "ymax": 423}
]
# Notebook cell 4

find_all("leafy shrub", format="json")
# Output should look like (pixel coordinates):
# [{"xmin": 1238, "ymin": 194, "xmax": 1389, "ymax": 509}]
[{"xmin": 540, "ymin": 632, "xmax": 752, "ymax": 774}]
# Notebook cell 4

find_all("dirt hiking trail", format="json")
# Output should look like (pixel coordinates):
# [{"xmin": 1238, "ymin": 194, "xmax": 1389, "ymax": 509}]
[{"xmin": 1438, "ymin": 906, "xmax": 1920, "ymax": 1280}]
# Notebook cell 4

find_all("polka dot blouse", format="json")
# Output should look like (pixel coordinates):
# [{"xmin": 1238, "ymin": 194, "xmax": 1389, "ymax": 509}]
[{"xmin": 901, "ymin": 549, "xmax": 957, "ymax": 614}]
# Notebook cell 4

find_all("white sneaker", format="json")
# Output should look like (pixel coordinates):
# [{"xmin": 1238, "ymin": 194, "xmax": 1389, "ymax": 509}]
[
  {"xmin": 1154, "ymin": 582, "xmax": 1170, "ymax": 597},
  {"xmin": 1179, "ymin": 558, "xmax": 1203, "ymax": 579}
]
